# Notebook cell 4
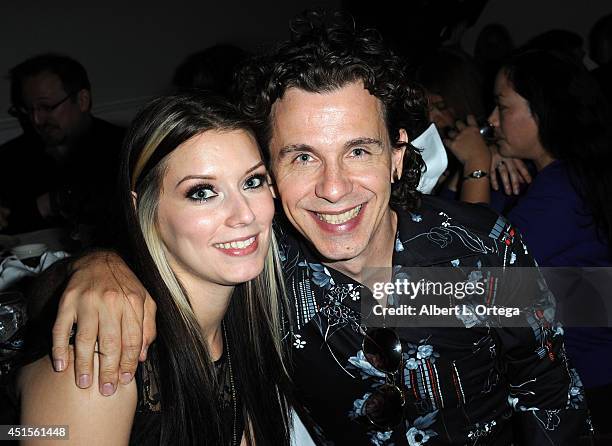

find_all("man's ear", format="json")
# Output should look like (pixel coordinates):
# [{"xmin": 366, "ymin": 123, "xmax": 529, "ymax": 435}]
[
  {"xmin": 131, "ymin": 191, "xmax": 138, "ymax": 210},
  {"xmin": 77, "ymin": 89, "xmax": 91, "ymax": 112},
  {"xmin": 391, "ymin": 129, "xmax": 409, "ymax": 183}
]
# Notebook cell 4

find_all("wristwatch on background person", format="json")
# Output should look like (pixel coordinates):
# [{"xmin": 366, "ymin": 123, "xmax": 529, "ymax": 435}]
[{"xmin": 463, "ymin": 169, "xmax": 488, "ymax": 180}]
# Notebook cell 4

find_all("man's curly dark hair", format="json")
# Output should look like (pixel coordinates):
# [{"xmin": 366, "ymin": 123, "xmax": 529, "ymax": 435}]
[{"xmin": 235, "ymin": 11, "xmax": 428, "ymax": 212}]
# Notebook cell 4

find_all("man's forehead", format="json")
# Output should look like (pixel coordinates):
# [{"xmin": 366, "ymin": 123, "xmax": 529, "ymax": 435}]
[
  {"xmin": 22, "ymin": 70, "xmax": 65, "ymax": 99},
  {"xmin": 269, "ymin": 83, "xmax": 387, "ymax": 144}
]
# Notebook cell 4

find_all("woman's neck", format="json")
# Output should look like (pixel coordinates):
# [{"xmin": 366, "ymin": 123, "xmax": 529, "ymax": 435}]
[
  {"xmin": 183, "ymin": 280, "xmax": 234, "ymax": 361},
  {"xmin": 533, "ymin": 147, "xmax": 556, "ymax": 172}
]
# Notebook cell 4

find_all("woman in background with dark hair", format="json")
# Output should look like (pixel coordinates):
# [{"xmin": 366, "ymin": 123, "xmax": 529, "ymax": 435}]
[
  {"xmin": 484, "ymin": 49, "xmax": 612, "ymax": 436},
  {"xmin": 445, "ymin": 47, "xmax": 612, "ymax": 437},
  {"xmin": 16, "ymin": 92, "xmax": 292, "ymax": 445},
  {"xmin": 489, "ymin": 50, "xmax": 612, "ymax": 267}
]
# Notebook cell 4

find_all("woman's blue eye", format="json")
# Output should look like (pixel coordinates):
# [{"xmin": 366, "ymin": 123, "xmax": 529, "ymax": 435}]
[
  {"xmin": 244, "ymin": 174, "xmax": 265, "ymax": 189},
  {"xmin": 187, "ymin": 185, "xmax": 218, "ymax": 202}
]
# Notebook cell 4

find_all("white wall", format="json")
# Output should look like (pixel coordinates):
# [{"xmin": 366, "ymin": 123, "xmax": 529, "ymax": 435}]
[{"xmin": 0, "ymin": 0, "xmax": 339, "ymax": 143}]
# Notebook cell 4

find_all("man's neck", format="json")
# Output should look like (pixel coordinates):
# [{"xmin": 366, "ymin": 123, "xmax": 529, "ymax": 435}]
[{"xmin": 323, "ymin": 209, "xmax": 398, "ymax": 284}]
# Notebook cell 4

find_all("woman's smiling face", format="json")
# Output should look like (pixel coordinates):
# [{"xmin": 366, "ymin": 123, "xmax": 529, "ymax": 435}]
[{"xmin": 155, "ymin": 129, "xmax": 274, "ymax": 288}]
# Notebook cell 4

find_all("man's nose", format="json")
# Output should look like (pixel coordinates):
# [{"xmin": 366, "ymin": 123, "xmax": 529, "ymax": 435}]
[
  {"xmin": 225, "ymin": 193, "xmax": 256, "ymax": 227},
  {"xmin": 31, "ymin": 108, "xmax": 46, "ymax": 126},
  {"xmin": 314, "ymin": 162, "xmax": 353, "ymax": 203}
]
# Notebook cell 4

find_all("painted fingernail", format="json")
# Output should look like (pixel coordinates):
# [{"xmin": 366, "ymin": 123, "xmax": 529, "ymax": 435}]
[
  {"xmin": 54, "ymin": 359, "xmax": 65, "ymax": 372},
  {"xmin": 102, "ymin": 383, "xmax": 115, "ymax": 396},
  {"xmin": 78, "ymin": 374, "xmax": 91, "ymax": 388},
  {"xmin": 120, "ymin": 373, "xmax": 133, "ymax": 385}
]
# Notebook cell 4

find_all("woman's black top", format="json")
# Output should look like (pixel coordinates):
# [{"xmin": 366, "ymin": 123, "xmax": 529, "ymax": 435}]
[{"xmin": 129, "ymin": 344, "xmax": 244, "ymax": 445}]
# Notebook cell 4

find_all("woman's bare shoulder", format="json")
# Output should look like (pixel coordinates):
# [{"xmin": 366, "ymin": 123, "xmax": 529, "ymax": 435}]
[{"xmin": 18, "ymin": 349, "xmax": 138, "ymax": 445}]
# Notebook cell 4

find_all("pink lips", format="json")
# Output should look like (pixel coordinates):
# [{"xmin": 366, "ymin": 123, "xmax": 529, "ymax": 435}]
[
  {"xmin": 214, "ymin": 235, "xmax": 259, "ymax": 257},
  {"xmin": 309, "ymin": 203, "xmax": 366, "ymax": 234}
]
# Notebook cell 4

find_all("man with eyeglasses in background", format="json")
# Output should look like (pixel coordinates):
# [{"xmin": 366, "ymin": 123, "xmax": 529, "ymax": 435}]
[{"xmin": 0, "ymin": 53, "xmax": 123, "ymax": 245}]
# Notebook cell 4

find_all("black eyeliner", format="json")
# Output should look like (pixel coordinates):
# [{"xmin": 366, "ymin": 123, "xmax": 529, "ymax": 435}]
[{"xmin": 185, "ymin": 183, "xmax": 216, "ymax": 201}]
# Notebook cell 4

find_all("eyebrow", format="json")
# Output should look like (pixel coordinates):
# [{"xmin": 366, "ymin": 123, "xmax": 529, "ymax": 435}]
[
  {"xmin": 175, "ymin": 160, "xmax": 265, "ymax": 188},
  {"xmin": 278, "ymin": 144, "xmax": 314, "ymax": 159},
  {"xmin": 344, "ymin": 137, "xmax": 383, "ymax": 150},
  {"xmin": 245, "ymin": 160, "xmax": 265, "ymax": 175},
  {"xmin": 277, "ymin": 138, "xmax": 384, "ymax": 159}
]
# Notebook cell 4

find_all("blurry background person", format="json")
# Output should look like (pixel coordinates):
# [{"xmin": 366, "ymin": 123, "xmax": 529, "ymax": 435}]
[
  {"xmin": 416, "ymin": 48, "xmax": 487, "ymax": 137},
  {"xmin": 0, "ymin": 54, "xmax": 124, "ymax": 245},
  {"xmin": 415, "ymin": 48, "xmax": 492, "ymax": 204}
]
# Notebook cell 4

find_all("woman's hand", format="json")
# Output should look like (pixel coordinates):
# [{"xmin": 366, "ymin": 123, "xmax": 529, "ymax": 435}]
[
  {"xmin": 52, "ymin": 250, "xmax": 157, "ymax": 396},
  {"xmin": 443, "ymin": 115, "xmax": 491, "ymax": 168},
  {"xmin": 489, "ymin": 145, "xmax": 532, "ymax": 195},
  {"xmin": 444, "ymin": 115, "xmax": 492, "ymax": 204}
]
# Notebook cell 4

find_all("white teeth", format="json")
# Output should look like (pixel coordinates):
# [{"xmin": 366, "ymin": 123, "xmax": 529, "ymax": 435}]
[
  {"xmin": 316, "ymin": 205, "xmax": 362, "ymax": 225},
  {"xmin": 215, "ymin": 236, "xmax": 256, "ymax": 250}
]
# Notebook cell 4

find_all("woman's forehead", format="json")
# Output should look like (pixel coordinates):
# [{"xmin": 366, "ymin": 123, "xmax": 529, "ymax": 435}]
[{"xmin": 165, "ymin": 130, "xmax": 263, "ymax": 177}]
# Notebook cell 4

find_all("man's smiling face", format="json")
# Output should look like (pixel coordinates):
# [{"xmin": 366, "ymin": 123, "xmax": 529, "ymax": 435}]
[{"xmin": 268, "ymin": 81, "xmax": 406, "ymax": 267}]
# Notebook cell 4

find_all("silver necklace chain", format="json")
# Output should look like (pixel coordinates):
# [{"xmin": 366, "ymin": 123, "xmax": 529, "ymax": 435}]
[{"xmin": 222, "ymin": 322, "xmax": 238, "ymax": 446}]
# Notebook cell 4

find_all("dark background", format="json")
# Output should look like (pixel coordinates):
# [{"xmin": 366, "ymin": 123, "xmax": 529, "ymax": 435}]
[{"xmin": 1, "ymin": 0, "xmax": 610, "ymax": 143}]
